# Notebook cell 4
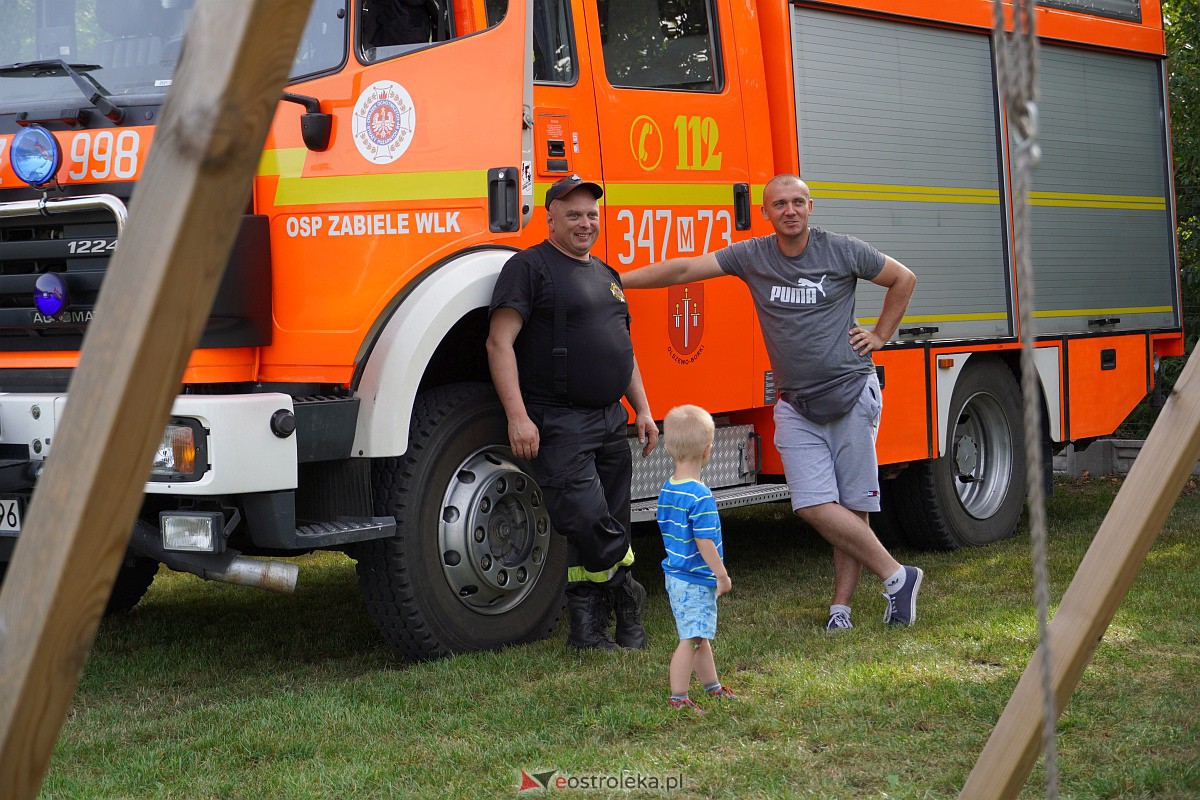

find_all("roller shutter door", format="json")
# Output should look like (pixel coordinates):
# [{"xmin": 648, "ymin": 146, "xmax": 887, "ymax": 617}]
[
  {"xmin": 1031, "ymin": 46, "xmax": 1177, "ymax": 334},
  {"xmin": 790, "ymin": 7, "xmax": 1010, "ymax": 341}
]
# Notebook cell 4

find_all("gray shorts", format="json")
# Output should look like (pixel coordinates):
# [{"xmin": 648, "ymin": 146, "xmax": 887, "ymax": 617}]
[{"xmin": 775, "ymin": 373, "xmax": 882, "ymax": 513}]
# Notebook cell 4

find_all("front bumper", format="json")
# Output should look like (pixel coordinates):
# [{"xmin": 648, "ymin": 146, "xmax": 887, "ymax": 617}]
[{"xmin": 0, "ymin": 391, "xmax": 298, "ymax": 495}]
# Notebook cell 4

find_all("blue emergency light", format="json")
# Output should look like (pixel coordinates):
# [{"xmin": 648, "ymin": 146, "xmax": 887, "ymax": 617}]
[
  {"xmin": 10, "ymin": 125, "xmax": 62, "ymax": 187},
  {"xmin": 34, "ymin": 272, "xmax": 69, "ymax": 317}
]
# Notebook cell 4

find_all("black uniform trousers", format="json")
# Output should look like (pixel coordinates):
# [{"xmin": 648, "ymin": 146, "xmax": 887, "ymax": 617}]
[{"xmin": 525, "ymin": 400, "xmax": 633, "ymax": 583}]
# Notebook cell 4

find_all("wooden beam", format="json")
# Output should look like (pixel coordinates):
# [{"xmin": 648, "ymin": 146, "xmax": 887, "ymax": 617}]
[
  {"xmin": 960, "ymin": 343, "xmax": 1200, "ymax": 798},
  {"xmin": 0, "ymin": 2, "xmax": 312, "ymax": 796}
]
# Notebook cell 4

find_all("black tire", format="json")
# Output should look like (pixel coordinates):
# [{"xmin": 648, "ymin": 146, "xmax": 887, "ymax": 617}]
[
  {"xmin": 893, "ymin": 358, "xmax": 1027, "ymax": 550},
  {"xmin": 105, "ymin": 556, "xmax": 159, "ymax": 615},
  {"xmin": 355, "ymin": 382, "xmax": 566, "ymax": 660},
  {"xmin": 870, "ymin": 476, "xmax": 908, "ymax": 549}
]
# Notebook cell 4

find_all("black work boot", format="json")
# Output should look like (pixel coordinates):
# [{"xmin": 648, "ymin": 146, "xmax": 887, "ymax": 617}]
[
  {"xmin": 609, "ymin": 571, "xmax": 647, "ymax": 650},
  {"xmin": 565, "ymin": 583, "xmax": 618, "ymax": 651}
]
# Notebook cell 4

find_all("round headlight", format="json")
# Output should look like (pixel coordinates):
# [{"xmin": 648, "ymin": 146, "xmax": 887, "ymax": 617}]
[{"xmin": 11, "ymin": 126, "xmax": 62, "ymax": 187}]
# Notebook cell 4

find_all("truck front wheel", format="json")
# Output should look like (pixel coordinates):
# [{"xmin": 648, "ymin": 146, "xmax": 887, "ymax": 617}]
[
  {"xmin": 355, "ymin": 383, "xmax": 566, "ymax": 660},
  {"xmin": 104, "ymin": 555, "xmax": 159, "ymax": 615},
  {"xmin": 893, "ymin": 358, "xmax": 1027, "ymax": 549}
]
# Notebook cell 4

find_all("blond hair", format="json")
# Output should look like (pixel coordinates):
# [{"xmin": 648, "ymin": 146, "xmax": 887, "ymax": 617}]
[{"xmin": 663, "ymin": 404, "xmax": 715, "ymax": 461}]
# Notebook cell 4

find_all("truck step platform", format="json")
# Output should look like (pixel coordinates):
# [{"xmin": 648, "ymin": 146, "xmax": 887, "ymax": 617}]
[
  {"xmin": 286, "ymin": 517, "xmax": 396, "ymax": 548},
  {"xmin": 631, "ymin": 484, "xmax": 790, "ymax": 523}
]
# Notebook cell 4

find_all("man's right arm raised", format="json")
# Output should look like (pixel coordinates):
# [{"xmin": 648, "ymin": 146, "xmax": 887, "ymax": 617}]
[{"xmin": 620, "ymin": 253, "xmax": 726, "ymax": 289}]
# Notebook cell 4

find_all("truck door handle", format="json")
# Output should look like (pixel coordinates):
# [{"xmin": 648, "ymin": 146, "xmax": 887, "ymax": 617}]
[
  {"xmin": 734, "ymin": 183, "xmax": 751, "ymax": 230},
  {"xmin": 488, "ymin": 167, "xmax": 519, "ymax": 232}
]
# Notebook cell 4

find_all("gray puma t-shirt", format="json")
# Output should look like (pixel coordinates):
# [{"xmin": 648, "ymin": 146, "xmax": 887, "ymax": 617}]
[{"xmin": 715, "ymin": 227, "xmax": 884, "ymax": 395}]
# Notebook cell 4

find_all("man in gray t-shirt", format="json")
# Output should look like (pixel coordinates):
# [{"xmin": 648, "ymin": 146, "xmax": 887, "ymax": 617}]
[
  {"xmin": 622, "ymin": 174, "xmax": 924, "ymax": 630},
  {"xmin": 715, "ymin": 228, "xmax": 883, "ymax": 399}
]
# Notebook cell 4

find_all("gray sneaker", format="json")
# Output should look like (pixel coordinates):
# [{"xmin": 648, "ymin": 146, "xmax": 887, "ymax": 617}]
[
  {"xmin": 882, "ymin": 566, "xmax": 923, "ymax": 626},
  {"xmin": 826, "ymin": 609, "xmax": 853, "ymax": 630}
]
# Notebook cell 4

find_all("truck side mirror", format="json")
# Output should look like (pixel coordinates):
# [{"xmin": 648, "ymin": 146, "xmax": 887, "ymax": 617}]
[{"xmin": 281, "ymin": 92, "xmax": 332, "ymax": 152}]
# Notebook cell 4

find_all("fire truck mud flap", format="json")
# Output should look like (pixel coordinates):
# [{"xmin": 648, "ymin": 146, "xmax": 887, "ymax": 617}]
[
  {"xmin": 354, "ymin": 382, "xmax": 566, "ymax": 660},
  {"xmin": 890, "ymin": 358, "xmax": 1027, "ymax": 549}
]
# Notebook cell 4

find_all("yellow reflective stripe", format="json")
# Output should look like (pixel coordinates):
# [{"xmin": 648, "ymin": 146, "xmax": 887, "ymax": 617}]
[
  {"xmin": 566, "ymin": 566, "xmax": 605, "ymax": 583},
  {"xmin": 258, "ymin": 168, "xmax": 1166, "ymax": 212},
  {"xmin": 602, "ymin": 183, "xmax": 740, "ymax": 207},
  {"xmin": 566, "ymin": 545, "xmax": 636, "ymax": 584},
  {"xmin": 859, "ymin": 312, "xmax": 1009, "ymax": 325},
  {"xmin": 273, "ymin": 169, "xmax": 488, "ymax": 206},
  {"xmin": 258, "ymin": 148, "xmax": 307, "ymax": 178},
  {"xmin": 1029, "ymin": 191, "xmax": 1165, "ymax": 210},
  {"xmin": 271, "ymin": 174, "xmax": 749, "ymax": 209},
  {"xmin": 808, "ymin": 180, "xmax": 1000, "ymax": 205},
  {"xmin": 861, "ymin": 306, "xmax": 1172, "ymax": 325},
  {"xmin": 1034, "ymin": 305, "xmax": 1172, "ymax": 319},
  {"xmin": 811, "ymin": 181, "xmax": 1000, "ymax": 198},
  {"xmin": 804, "ymin": 183, "xmax": 1166, "ymax": 210}
]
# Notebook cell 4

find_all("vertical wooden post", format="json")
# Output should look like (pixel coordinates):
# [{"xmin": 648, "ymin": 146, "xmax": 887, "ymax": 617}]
[
  {"xmin": 0, "ymin": 2, "xmax": 312, "ymax": 796},
  {"xmin": 960, "ymin": 344, "xmax": 1200, "ymax": 798}
]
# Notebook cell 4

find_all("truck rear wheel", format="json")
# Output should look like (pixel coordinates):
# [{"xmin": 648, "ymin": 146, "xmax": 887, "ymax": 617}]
[
  {"xmin": 355, "ymin": 382, "xmax": 566, "ymax": 660},
  {"xmin": 893, "ymin": 359, "xmax": 1027, "ymax": 549},
  {"xmin": 870, "ymin": 479, "xmax": 908, "ymax": 549}
]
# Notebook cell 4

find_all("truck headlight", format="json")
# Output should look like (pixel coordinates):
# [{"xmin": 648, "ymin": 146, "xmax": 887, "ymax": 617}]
[
  {"xmin": 149, "ymin": 419, "xmax": 208, "ymax": 481},
  {"xmin": 160, "ymin": 510, "xmax": 224, "ymax": 552}
]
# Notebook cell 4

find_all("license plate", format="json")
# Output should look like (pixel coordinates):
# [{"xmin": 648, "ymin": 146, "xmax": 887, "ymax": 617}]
[{"xmin": 0, "ymin": 497, "xmax": 21, "ymax": 533}]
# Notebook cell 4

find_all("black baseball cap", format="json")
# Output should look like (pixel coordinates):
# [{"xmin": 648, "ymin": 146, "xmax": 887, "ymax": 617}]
[{"xmin": 545, "ymin": 174, "xmax": 603, "ymax": 208}]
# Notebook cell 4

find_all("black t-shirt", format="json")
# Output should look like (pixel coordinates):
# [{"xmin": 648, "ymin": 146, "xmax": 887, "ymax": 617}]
[{"xmin": 490, "ymin": 241, "xmax": 634, "ymax": 407}]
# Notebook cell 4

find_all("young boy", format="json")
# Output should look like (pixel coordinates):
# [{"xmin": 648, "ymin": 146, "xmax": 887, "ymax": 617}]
[{"xmin": 657, "ymin": 405, "xmax": 736, "ymax": 715}]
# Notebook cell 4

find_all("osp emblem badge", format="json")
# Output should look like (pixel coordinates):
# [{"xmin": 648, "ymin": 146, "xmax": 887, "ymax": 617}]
[
  {"xmin": 352, "ymin": 80, "xmax": 416, "ymax": 164},
  {"xmin": 667, "ymin": 283, "xmax": 704, "ymax": 360}
]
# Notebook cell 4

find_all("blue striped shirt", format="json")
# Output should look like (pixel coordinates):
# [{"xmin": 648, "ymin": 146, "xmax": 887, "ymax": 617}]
[{"xmin": 657, "ymin": 478, "xmax": 724, "ymax": 587}]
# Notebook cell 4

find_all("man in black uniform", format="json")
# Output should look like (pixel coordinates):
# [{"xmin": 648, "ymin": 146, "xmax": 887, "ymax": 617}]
[{"xmin": 487, "ymin": 174, "xmax": 658, "ymax": 650}]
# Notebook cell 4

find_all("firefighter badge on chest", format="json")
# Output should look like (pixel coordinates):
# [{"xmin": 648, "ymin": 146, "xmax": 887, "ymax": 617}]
[
  {"xmin": 353, "ymin": 80, "xmax": 416, "ymax": 164},
  {"xmin": 667, "ymin": 284, "xmax": 704, "ymax": 363}
]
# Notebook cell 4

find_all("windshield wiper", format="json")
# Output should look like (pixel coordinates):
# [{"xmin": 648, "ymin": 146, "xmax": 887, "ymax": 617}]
[{"xmin": 0, "ymin": 60, "xmax": 124, "ymax": 123}]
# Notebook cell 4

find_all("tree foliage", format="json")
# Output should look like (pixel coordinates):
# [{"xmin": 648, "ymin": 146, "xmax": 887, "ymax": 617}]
[
  {"xmin": 1113, "ymin": 2, "xmax": 1197, "ymax": 433},
  {"xmin": 1165, "ymin": 0, "xmax": 1199, "ymax": 218},
  {"xmin": 1166, "ymin": 0, "xmax": 1200, "ymax": 354}
]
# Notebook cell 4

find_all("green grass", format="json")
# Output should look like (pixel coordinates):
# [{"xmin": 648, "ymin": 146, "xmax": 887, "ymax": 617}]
[{"xmin": 39, "ymin": 476, "xmax": 1200, "ymax": 799}]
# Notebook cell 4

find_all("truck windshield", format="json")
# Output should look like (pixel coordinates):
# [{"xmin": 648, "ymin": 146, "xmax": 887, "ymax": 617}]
[{"xmin": 0, "ymin": 0, "xmax": 346, "ymax": 109}]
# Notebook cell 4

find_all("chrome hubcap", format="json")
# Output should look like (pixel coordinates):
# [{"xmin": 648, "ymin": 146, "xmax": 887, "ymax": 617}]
[
  {"xmin": 439, "ymin": 448, "xmax": 551, "ymax": 614},
  {"xmin": 950, "ymin": 392, "xmax": 1014, "ymax": 520}
]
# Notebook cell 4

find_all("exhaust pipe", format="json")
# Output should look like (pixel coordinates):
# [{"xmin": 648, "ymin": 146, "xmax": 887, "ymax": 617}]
[
  {"xmin": 129, "ymin": 520, "xmax": 299, "ymax": 594},
  {"xmin": 210, "ymin": 558, "xmax": 298, "ymax": 594}
]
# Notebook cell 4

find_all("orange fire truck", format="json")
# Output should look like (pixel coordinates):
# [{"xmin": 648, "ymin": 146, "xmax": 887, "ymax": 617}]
[{"xmin": 0, "ymin": 0, "xmax": 1180, "ymax": 658}]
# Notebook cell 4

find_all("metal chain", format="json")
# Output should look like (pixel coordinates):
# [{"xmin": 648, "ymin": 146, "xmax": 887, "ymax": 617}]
[{"xmin": 992, "ymin": 1, "xmax": 1059, "ymax": 797}]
